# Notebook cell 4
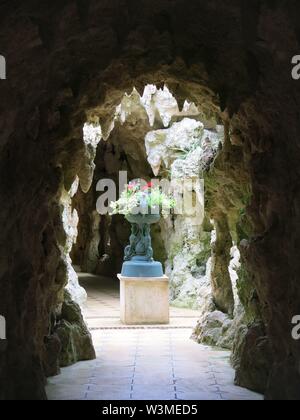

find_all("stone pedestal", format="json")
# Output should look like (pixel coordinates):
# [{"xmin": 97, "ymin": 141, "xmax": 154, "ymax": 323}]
[{"xmin": 118, "ymin": 275, "xmax": 170, "ymax": 325}]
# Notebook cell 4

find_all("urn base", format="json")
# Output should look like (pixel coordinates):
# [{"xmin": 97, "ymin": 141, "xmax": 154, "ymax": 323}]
[{"xmin": 121, "ymin": 256, "xmax": 163, "ymax": 278}]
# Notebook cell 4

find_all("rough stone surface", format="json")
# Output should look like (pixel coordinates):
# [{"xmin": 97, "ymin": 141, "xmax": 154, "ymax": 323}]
[
  {"xmin": 232, "ymin": 323, "xmax": 272, "ymax": 395},
  {"xmin": 60, "ymin": 183, "xmax": 87, "ymax": 307},
  {"xmin": 145, "ymin": 116, "xmax": 221, "ymax": 309},
  {"xmin": 55, "ymin": 291, "xmax": 96, "ymax": 367},
  {"xmin": 194, "ymin": 311, "xmax": 230, "ymax": 346},
  {"xmin": 210, "ymin": 217, "xmax": 235, "ymax": 316},
  {"xmin": 163, "ymin": 217, "xmax": 213, "ymax": 310},
  {"xmin": 42, "ymin": 333, "xmax": 61, "ymax": 378},
  {"xmin": 193, "ymin": 246, "xmax": 242, "ymax": 350}
]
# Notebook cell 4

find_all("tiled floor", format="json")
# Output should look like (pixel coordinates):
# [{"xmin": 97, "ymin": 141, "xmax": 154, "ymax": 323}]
[{"xmin": 46, "ymin": 274, "xmax": 263, "ymax": 401}]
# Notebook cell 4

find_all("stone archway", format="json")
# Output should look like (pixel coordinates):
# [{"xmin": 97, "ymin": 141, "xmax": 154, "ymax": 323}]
[{"xmin": 1, "ymin": 0, "xmax": 300, "ymax": 400}]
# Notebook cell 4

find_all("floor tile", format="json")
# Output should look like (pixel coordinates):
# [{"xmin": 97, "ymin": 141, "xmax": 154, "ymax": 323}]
[{"xmin": 46, "ymin": 274, "xmax": 264, "ymax": 401}]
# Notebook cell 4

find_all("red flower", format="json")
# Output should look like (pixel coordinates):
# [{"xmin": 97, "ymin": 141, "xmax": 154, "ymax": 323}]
[{"xmin": 147, "ymin": 182, "xmax": 153, "ymax": 188}]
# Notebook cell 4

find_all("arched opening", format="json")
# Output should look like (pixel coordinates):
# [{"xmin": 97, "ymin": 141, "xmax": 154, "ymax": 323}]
[
  {"xmin": 43, "ymin": 79, "xmax": 263, "ymax": 401},
  {"xmin": 46, "ymin": 82, "xmax": 256, "ymax": 400},
  {"xmin": 71, "ymin": 85, "xmax": 224, "ymax": 308}
]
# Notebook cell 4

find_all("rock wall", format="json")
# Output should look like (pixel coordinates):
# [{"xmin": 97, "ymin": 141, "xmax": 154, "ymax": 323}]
[
  {"xmin": 59, "ymin": 180, "xmax": 87, "ymax": 306},
  {"xmin": 55, "ymin": 290, "xmax": 96, "ymax": 367},
  {"xmin": 192, "ymin": 123, "xmax": 272, "ymax": 392},
  {"xmin": 50, "ymin": 181, "xmax": 95, "ymax": 372},
  {"xmin": 145, "ymin": 117, "xmax": 222, "ymax": 308}
]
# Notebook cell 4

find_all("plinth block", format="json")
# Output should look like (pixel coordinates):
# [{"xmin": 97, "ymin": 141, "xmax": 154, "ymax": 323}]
[{"xmin": 118, "ymin": 275, "xmax": 170, "ymax": 325}]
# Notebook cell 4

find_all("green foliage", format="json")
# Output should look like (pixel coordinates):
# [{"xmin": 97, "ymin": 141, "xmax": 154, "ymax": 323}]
[{"xmin": 110, "ymin": 181, "xmax": 176, "ymax": 218}]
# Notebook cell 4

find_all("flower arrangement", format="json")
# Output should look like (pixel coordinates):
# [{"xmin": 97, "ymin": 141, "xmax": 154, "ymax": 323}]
[{"xmin": 110, "ymin": 181, "xmax": 176, "ymax": 218}]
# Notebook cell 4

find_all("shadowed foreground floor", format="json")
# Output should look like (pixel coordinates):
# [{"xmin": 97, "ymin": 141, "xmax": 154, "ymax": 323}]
[{"xmin": 46, "ymin": 274, "xmax": 263, "ymax": 400}]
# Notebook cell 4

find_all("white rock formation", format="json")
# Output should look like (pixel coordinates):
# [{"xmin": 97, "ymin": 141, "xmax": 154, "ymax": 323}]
[
  {"xmin": 60, "ymin": 179, "xmax": 87, "ymax": 308},
  {"xmin": 145, "ymin": 117, "xmax": 222, "ymax": 308},
  {"xmin": 100, "ymin": 84, "xmax": 202, "ymax": 141},
  {"xmin": 193, "ymin": 242, "xmax": 243, "ymax": 349},
  {"xmin": 141, "ymin": 85, "xmax": 179, "ymax": 127},
  {"xmin": 83, "ymin": 122, "xmax": 102, "ymax": 148},
  {"xmin": 145, "ymin": 118, "xmax": 222, "ymax": 176},
  {"xmin": 229, "ymin": 245, "xmax": 241, "ymax": 314}
]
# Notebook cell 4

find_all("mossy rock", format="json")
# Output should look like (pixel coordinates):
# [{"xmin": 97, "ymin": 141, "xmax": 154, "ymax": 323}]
[{"xmin": 56, "ymin": 290, "xmax": 96, "ymax": 367}]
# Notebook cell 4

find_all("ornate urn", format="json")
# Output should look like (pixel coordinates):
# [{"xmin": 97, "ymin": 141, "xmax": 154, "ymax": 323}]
[
  {"xmin": 110, "ymin": 180, "xmax": 175, "ymax": 278},
  {"xmin": 121, "ymin": 211, "xmax": 163, "ymax": 278}
]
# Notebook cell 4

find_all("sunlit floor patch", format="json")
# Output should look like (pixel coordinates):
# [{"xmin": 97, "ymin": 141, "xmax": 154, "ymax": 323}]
[
  {"xmin": 47, "ymin": 274, "xmax": 263, "ymax": 401},
  {"xmin": 46, "ymin": 328, "xmax": 263, "ymax": 401}
]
